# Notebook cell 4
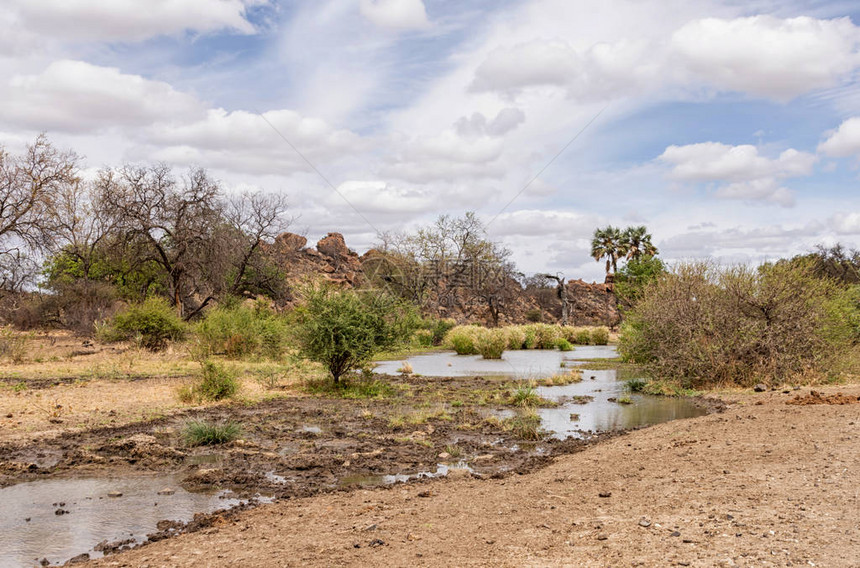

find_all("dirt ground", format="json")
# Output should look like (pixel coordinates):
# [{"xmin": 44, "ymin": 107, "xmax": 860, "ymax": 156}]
[{"xmin": 68, "ymin": 384, "xmax": 859, "ymax": 568}]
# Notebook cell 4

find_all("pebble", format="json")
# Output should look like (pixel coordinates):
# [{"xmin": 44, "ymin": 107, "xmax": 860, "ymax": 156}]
[
  {"xmin": 754, "ymin": 384, "xmax": 767, "ymax": 392},
  {"xmin": 107, "ymin": 491, "xmax": 123, "ymax": 498},
  {"xmin": 157, "ymin": 488, "xmax": 175, "ymax": 496},
  {"xmin": 598, "ymin": 491, "xmax": 612, "ymax": 498},
  {"xmin": 639, "ymin": 519, "xmax": 651, "ymax": 527},
  {"xmin": 671, "ymin": 531, "xmax": 681, "ymax": 537}
]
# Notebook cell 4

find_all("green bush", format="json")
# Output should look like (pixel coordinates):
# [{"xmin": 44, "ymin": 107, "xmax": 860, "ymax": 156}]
[
  {"xmin": 555, "ymin": 338, "xmax": 573, "ymax": 351},
  {"xmin": 525, "ymin": 308, "xmax": 542, "ymax": 323},
  {"xmin": 194, "ymin": 300, "xmax": 289, "ymax": 359},
  {"xmin": 292, "ymin": 283, "xmax": 418, "ymax": 383},
  {"xmin": 474, "ymin": 329, "xmax": 507, "ymax": 359},
  {"xmin": 504, "ymin": 326, "xmax": 527, "ymax": 350},
  {"xmin": 97, "ymin": 297, "xmax": 185, "ymax": 351},
  {"xmin": 197, "ymin": 360, "xmax": 240, "ymax": 400},
  {"xmin": 182, "ymin": 420, "xmax": 242, "ymax": 446},
  {"xmin": 619, "ymin": 261, "xmax": 855, "ymax": 388},
  {"xmin": 590, "ymin": 326, "xmax": 610, "ymax": 345}
]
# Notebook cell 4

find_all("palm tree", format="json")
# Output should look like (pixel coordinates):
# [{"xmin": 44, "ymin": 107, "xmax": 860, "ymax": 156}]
[
  {"xmin": 622, "ymin": 226, "xmax": 657, "ymax": 261},
  {"xmin": 591, "ymin": 226, "xmax": 624, "ymax": 274}
]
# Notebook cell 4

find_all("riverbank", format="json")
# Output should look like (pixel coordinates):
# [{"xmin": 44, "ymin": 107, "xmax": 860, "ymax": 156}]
[{"xmin": 81, "ymin": 383, "xmax": 859, "ymax": 567}]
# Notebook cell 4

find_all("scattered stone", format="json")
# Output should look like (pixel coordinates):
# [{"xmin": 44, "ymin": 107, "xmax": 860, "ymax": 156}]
[
  {"xmin": 598, "ymin": 491, "xmax": 612, "ymax": 498},
  {"xmin": 474, "ymin": 454, "xmax": 495, "ymax": 462},
  {"xmin": 671, "ymin": 531, "xmax": 681, "ymax": 537},
  {"xmin": 368, "ymin": 538, "xmax": 386, "ymax": 547},
  {"xmin": 39, "ymin": 559, "xmax": 49, "ymax": 567},
  {"xmin": 438, "ymin": 452, "xmax": 451, "ymax": 460},
  {"xmin": 157, "ymin": 488, "xmax": 175, "ymax": 496},
  {"xmin": 67, "ymin": 552, "xmax": 90, "ymax": 564},
  {"xmin": 54, "ymin": 508, "xmax": 69, "ymax": 515},
  {"xmin": 364, "ymin": 524, "xmax": 378, "ymax": 532},
  {"xmin": 596, "ymin": 534, "xmax": 608, "ymax": 541},
  {"xmin": 639, "ymin": 519, "xmax": 652, "ymax": 527},
  {"xmin": 754, "ymin": 384, "xmax": 767, "ymax": 392},
  {"xmin": 107, "ymin": 491, "xmax": 123, "ymax": 498},
  {"xmin": 417, "ymin": 490, "xmax": 433, "ymax": 498}
]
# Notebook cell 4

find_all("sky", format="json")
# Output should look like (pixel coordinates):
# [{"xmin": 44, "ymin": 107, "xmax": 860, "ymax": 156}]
[{"xmin": 2, "ymin": 0, "xmax": 860, "ymax": 282}]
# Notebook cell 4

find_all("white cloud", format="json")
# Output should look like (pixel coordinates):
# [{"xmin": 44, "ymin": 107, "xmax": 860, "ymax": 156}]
[
  {"xmin": 490, "ymin": 209, "xmax": 600, "ymax": 237},
  {"xmin": 659, "ymin": 142, "xmax": 815, "ymax": 207},
  {"xmin": 830, "ymin": 212, "xmax": 860, "ymax": 234},
  {"xmin": 145, "ymin": 108, "xmax": 363, "ymax": 175},
  {"xmin": 454, "ymin": 108, "xmax": 526, "ymax": 138},
  {"xmin": 6, "ymin": 0, "xmax": 260, "ymax": 42},
  {"xmin": 330, "ymin": 180, "xmax": 434, "ymax": 214},
  {"xmin": 470, "ymin": 38, "xmax": 659, "ymax": 101},
  {"xmin": 671, "ymin": 16, "xmax": 860, "ymax": 100},
  {"xmin": 818, "ymin": 116, "xmax": 860, "ymax": 157},
  {"xmin": 359, "ymin": 0, "xmax": 430, "ymax": 31},
  {"xmin": 660, "ymin": 143, "xmax": 816, "ymax": 181},
  {"xmin": 3, "ymin": 60, "xmax": 204, "ymax": 133}
]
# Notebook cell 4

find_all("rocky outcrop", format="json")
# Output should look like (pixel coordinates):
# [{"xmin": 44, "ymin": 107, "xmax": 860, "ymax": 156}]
[{"xmin": 565, "ymin": 279, "xmax": 621, "ymax": 327}]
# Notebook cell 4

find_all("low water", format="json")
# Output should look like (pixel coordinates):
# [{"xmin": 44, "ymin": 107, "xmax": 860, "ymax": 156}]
[
  {"xmin": 373, "ymin": 345, "xmax": 618, "ymax": 379},
  {"xmin": 0, "ymin": 475, "xmax": 243, "ymax": 567},
  {"xmin": 338, "ymin": 462, "xmax": 473, "ymax": 488},
  {"xmin": 376, "ymin": 347, "xmax": 707, "ymax": 439}
]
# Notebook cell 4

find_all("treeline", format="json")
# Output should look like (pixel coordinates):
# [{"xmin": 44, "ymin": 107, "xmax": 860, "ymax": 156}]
[{"xmin": 1, "ymin": 136, "xmax": 291, "ymax": 332}]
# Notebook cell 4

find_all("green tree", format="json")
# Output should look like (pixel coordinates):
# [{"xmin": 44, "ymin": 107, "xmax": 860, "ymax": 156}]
[
  {"xmin": 292, "ymin": 283, "xmax": 419, "ymax": 384},
  {"xmin": 591, "ymin": 226, "xmax": 625, "ymax": 275}
]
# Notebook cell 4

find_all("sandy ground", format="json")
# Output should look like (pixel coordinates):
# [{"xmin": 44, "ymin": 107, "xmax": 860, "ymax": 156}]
[{"xmin": 84, "ymin": 385, "xmax": 860, "ymax": 568}]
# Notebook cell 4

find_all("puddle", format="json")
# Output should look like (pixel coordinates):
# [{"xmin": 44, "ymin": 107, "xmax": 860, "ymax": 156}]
[
  {"xmin": 339, "ymin": 462, "xmax": 473, "ymax": 488},
  {"xmin": 375, "ymin": 347, "xmax": 618, "ymax": 378},
  {"xmin": 0, "ymin": 474, "xmax": 244, "ymax": 567},
  {"xmin": 536, "ymin": 369, "xmax": 707, "ymax": 439}
]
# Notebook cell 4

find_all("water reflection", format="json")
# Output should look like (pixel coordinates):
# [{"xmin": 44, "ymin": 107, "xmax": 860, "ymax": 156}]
[{"xmin": 0, "ymin": 475, "xmax": 241, "ymax": 566}]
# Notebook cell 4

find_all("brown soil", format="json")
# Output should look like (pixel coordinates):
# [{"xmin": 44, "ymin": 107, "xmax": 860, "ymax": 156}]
[
  {"xmin": 69, "ymin": 384, "xmax": 859, "ymax": 568},
  {"xmin": 786, "ymin": 390, "xmax": 860, "ymax": 406}
]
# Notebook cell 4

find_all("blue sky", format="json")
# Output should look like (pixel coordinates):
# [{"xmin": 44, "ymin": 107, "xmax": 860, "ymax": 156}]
[{"xmin": 1, "ymin": 0, "xmax": 860, "ymax": 281}]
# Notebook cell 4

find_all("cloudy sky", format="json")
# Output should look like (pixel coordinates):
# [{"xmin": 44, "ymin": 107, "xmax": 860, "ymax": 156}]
[{"xmin": 2, "ymin": 0, "xmax": 860, "ymax": 281}]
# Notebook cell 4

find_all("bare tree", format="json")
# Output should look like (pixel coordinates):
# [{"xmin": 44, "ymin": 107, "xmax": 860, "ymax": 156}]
[
  {"xmin": 0, "ymin": 135, "xmax": 79, "ymax": 291},
  {"xmin": 538, "ymin": 273, "xmax": 571, "ymax": 326}
]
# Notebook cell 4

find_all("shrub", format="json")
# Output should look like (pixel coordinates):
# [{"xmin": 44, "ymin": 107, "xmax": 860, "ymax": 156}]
[
  {"xmin": 182, "ymin": 420, "xmax": 242, "ymax": 446},
  {"xmin": 426, "ymin": 318, "xmax": 457, "ymax": 346},
  {"xmin": 625, "ymin": 377, "xmax": 648, "ymax": 393},
  {"xmin": 474, "ymin": 329, "xmax": 507, "ymax": 359},
  {"xmin": 0, "ymin": 327, "xmax": 30, "ymax": 363},
  {"xmin": 97, "ymin": 297, "xmax": 185, "ymax": 351},
  {"xmin": 292, "ymin": 283, "xmax": 419, "ymax": 383},
  {"xmin": 619, "ymin": 261, "xmax": 855, "ymax": 388},
  {"xmin": 525, "ymin": 308, "xmax": 542, "ymax": 323},
  {"xmin": 194, "ymin": 300, "xmax": 289, "ymax": 359},
  {"xmin": 555, "ymin": 338, "xmax": 573, "ymax": 351},
  {"xmin": 522, "ymin": 326, "xmax": 538, "ymax": 349},
  {"xmin": 532, "ymin": 324, "xmax": 561, "ymax": 349},
  {"xmin": 197, "ymin": 360, "xmax": 240, "ymax": 401},
  {"xmin": 504, "ymin": 410, "xmax": 542, "ymax": 440},
  {"xmin": 590, "ymin": 326, "xmax": 610, "ymax": 345}
]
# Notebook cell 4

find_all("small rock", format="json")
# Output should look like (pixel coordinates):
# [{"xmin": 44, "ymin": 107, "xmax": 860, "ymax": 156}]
[
  {"xmin": 638, "ymin": 519, "xmax": 651, "ymax": 527},
  {"xmin": 54, "ymin": 508, "xmax": 69, "ymax": 515},
  {"xmin": 68, "ymin": 552, "xmax": 90, "ymax": 564},
  {"xmin": 438, "ymin": 452, "xmax": 451, "ymax": 460},
  {"xmin": 417, "ymin": 490, "xmax": 433, "ymax": 498},
  {"xmin": 678, "ymin": 563, "xmax": 691, "ymax": 567},
  {"xmin": 596, "ymin": 534, "xmax": 608, "ymax": 541},
  {"xmin": 754, "ymin": 383, "xmax": 767, "ymax": 392},
  {"xmin": 157, "ymin": 488, "xmax": 175, "ymax": 496},
  {"xmin": 598, "ymin": 491, "xmax": 612, "ymax": 498},
  {"xmin": 407, "ymin": 533, "xmax": 416, "ymax": 541},
  {"xmin": 369, "ymin": 538, "xmax": 386, "ymax": 547},
  {"xmin": 474, "ymin": 454, "xmax": 495, "ymax": 462},
  {"xmin": 671, "ymin": 531, "xmax": 681, "ymax": 537},
  {"xmin": 107, "ymin": 491, "xmax": 123, "ymax": 498},
  {"xmin": 39, "ymin": 559, "xmax": 49, "ymax": 567},
  {"xmin": 364, "ymin": 524, "xmax": 378, "ymax": 532}
]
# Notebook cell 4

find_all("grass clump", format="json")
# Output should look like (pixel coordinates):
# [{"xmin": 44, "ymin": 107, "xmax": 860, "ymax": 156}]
[
  {"xmin": 474, "ymin": 329, "xmax": 507, "ymax": 359},
  {"xmin": 616, "ymin": 396, "xmax": 633, "ymax": 405},
  {"xmin": 98, "ymin": 297, "xmax": 185, "ymax": 351},
  {"xmin": 445, "ymin": 325, "xmax": 481, "ymax": 355},
  {"xmin": 507, "ymin": 382, "xmax": 554, "ymax": 407},
  {"xmin": 571, "ymin": 328, "xmax": 593, "ymax": 345},
  {"xmin": 182, "ymin": 420, "xmax": 242, "ymax": 446},
  {"xmin": 555, "ymin": 338, "xmax": 573, "ymax": 351},
  {"xmin": 625, "ymin": 377, "xmax": 648, "ymax": 393},
  {"xmin": 178, "ymin": 360, "xmax": 240, "ymax": 403},
  {"xmin": 541, "ymin": 370, "xmax": 583, "ymax": 386},
  {"xmin": 590, "ymin": 327, "xmax": 610, "ymax": 345},
  {"xmin": 305, "ymin": 376, "xmax": 396, "ymax": 399},
  {"xmin": 504, "ymin": 410, "xmax": 543, "ymax": 440}
]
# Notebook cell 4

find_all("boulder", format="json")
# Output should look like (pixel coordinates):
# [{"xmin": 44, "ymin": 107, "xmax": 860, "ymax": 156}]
[
  {"xmin": 274, "ymin": 232, "xmax": 307, "ymax": 252},
  {"xmin": 317, "ymin": 232, "xmax": 352, "ymax": 259}
]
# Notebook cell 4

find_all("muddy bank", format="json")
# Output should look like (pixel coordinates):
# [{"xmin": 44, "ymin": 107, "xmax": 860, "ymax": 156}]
[{"xmin": 82, "ymin": 383, "xmax": 860, "ymax": 568}]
